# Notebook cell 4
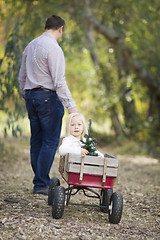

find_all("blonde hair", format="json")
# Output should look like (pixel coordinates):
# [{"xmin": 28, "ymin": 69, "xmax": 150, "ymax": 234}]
[{"xmin": 66, "ymin": 113, "xmax": 88, "ymax": 138}]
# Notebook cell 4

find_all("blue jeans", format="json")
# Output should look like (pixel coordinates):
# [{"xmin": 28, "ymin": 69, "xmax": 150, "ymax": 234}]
[{"xmin": 25, "ymin": 90, "xmax": 64, "ymax": 190}]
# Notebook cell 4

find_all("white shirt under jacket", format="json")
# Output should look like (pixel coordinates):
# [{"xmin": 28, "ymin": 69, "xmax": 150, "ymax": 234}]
[{"xmin": 59, "ymin": 135, "xmax": 104, "ymax": 157}]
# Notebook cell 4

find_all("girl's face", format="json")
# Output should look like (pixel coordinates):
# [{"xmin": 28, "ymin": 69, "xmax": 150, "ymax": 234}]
[{"xmin": 70, "ymin": 116, "xmax": 84, "ymax": 140}]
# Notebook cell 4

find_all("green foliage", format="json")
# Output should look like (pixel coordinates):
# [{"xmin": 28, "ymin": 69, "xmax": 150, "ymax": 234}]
[
  {"xmin": 4, "ymin": 111, "xmax": 23, "ymax": 137},
  {"xmin": 0, "ymin": 20, "xmax": 28, "ymax": 137},
  {"xmin": 1, "ymin": 22, "xmax": 23, "ymax": 97},
  {"xmin": 81, "ymin": 120, "xmax": 98, "ymax": 156}
]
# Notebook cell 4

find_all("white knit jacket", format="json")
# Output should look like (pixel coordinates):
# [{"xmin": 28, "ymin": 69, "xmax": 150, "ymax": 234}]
[
  {"xmin": 59, "ymin": 135, "xmax": 81, "ymax": 156},
  {"xmin": 59, "ymin": 135, "xmax": 103, "ymax": 157}
]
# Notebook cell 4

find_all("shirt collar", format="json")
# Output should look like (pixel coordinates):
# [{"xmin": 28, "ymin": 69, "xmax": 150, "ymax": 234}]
[{"xmin": 42, "ymin": 32, "xmax": 58, "ymax": 45}]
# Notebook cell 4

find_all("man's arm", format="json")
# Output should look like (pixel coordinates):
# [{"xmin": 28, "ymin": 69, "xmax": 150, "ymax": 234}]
[
  {"xmin": 68, "ymin": 107, "xmax": 78, "ymax": 114},
  {"xmin": 48, "ymin": 47, "xmax": 78, "ymax": 113},
  {"xmin": 18, "ymin": 49, "xmax": 27, "ymax": 98}
]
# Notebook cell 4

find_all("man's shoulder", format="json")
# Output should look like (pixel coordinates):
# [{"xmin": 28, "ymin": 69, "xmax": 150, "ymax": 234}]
[
  {"xmin": 38, "ymin": 33, "xmax": 61, "ymax": 51},
  {"xmin": 28, "ymin": 33, "xmax": 61, "ymax": 52}
]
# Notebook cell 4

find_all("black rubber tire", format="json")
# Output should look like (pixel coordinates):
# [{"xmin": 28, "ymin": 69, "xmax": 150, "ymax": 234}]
[
  {"xmin": 52, "ymin": 186, "xmax": 65, "ymax": 219},
  {"xmin": 48, "ymin": 177, "xmax": 60, "ymax": 205},
  {"xmin": 100, "ymin": 188, "xmax": 113, "ymax": 213},
  {"xmin": 108, "ymin": 192, "xmax": 123, "ymax": 224}
]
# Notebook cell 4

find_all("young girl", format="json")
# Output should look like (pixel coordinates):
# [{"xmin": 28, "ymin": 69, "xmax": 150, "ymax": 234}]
[{"xmin": 59, "ymin": 113, "xmax": 103, "ymax": 157}]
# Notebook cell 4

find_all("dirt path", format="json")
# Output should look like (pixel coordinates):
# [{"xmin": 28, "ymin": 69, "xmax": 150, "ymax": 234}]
[{"xmin": 0, "ymin": 137, "xmax": 160, "ymax": 240}]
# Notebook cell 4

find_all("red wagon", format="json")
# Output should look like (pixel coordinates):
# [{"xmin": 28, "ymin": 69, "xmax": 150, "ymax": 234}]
[{"xmin": 48, "ymin": 153, "xmax": 123, "ymax": 224}]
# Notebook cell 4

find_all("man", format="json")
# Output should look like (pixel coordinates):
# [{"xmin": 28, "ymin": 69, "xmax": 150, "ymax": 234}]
[{"xmin": 18, "ymin": 15, "xmax": 78, "ymax": 195}]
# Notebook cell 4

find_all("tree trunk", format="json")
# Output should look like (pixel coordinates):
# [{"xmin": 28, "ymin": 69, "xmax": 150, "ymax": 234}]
[
  {"xmin": 85, "ymin": 28, "xmax": 124, "ymax": 136},
  {"xmin": 115, "ymin": 51, "xmax": 138, "ymax": 134},
  {"xmin": 110, "ymin": 107, "xmax": 124, "ymax": 136}
]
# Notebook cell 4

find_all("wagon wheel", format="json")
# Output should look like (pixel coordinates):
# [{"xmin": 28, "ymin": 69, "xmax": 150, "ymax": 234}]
[
  {"xmin": 48, "ymin": 177, "xmax": 60, "ymax": 205},
  {"xmin": 108, "ymin": 192, "xmax": 123, "ymax": 224},
  {"xmin": 52, "ymin": 186, "xmax": 65, "ymax": 219},
  {"xmin": 100, "ymin": 188, "xmax": 113, "ymax": 213}
]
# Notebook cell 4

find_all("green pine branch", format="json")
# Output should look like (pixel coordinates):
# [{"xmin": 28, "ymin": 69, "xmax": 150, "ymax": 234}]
[{"xmin": 81, "ymin": 119, "xmax": 98, "ymax": 156}]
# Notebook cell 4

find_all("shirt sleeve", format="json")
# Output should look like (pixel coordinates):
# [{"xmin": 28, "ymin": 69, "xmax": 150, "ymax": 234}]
[
  {"xmin": 48, "ymin": 47, "xmax": 77, "ymax": 110},
  {"xmin": 59, "ymin": 137, "xmax": 81, "ymax": 156},
  {"xmin": 18, "ymin": 47, "xmax": 27, "ymax": 97}
]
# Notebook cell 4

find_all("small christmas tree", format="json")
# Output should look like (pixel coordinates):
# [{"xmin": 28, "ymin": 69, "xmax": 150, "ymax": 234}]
[{"xmin": 81, "ymin": 119, "xmax": 98, "ymax": 156}]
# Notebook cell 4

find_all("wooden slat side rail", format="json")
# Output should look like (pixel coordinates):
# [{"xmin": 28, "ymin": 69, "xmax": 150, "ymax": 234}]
[
  {"xmin": 59, "ymin": 156, "xmax": 65, "ymax": 175},
  {"xmin": 67, "ymin": 164, "xmax": 118, "ymax": 177},
  {"xmin": 64, "ymin": 154, "xmax": 69, "ymax": 180},
  {"xmin": 67, "ymin": 153, "xmax": 119, "ymax": 167},
  {"xmin": 59, "ymin": 154, "xmax": 69, "ymax": 180}
]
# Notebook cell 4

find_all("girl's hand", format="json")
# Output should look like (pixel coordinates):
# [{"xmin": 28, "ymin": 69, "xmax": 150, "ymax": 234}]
[{"xmin": 81, "ymin": 148, "xmax": 89, "ymax": 155}]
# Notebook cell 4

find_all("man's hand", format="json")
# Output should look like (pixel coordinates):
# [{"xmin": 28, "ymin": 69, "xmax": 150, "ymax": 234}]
[
  {"xmin": 81, "ymin": 148, "xmax": 89, "ymax": 155},
  {"xmin": 68, "ymin": 107, "xmax": 79, "ymax": 114}
]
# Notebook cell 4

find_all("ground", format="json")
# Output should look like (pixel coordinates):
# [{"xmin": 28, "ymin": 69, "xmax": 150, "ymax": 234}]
[{"xmin": 0, "ymin": 136, "xmax": 160, "ymax": 240}]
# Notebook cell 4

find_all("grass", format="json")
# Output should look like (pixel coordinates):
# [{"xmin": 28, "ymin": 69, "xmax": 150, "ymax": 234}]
[
  {"xmin": 93, "ymin": 132, "xmax": 151, "ymax": 157},
  {"xmin": 0, "ymin": 110, "xmax": 30, "ymax": 137}
]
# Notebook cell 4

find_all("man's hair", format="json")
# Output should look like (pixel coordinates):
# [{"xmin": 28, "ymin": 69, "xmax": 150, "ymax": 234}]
[{"xmin": 45, "ymin": 15, "xmax": 65, "ymax": 30}]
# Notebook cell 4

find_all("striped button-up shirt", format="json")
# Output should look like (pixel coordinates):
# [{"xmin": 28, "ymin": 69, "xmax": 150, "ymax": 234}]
[{"xmin": 18, "ymin": 32, "xmax": 76, "ymax": 110}]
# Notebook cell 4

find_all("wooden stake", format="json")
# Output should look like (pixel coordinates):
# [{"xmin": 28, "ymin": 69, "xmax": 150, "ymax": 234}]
[
  {"xmin": 102, "ymin": 157, "xmax": 107, "ymax": 186},
  {"xmin": 79, "ymin": 155, "xmax": 85, "ymax": 184}
]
